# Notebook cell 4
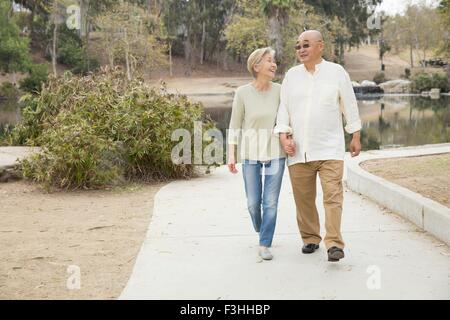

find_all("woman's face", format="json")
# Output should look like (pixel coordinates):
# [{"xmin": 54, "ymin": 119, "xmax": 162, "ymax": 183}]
[{"xmin": 255, "ymin": 53, "xmax": 277, "ymax": 80}]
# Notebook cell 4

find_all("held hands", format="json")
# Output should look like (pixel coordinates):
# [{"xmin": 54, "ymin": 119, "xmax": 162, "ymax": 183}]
[
  {"xmin": 281, "ymin": 134, "xmax": 296, "ymax": 157},
  {"xmin": 349, "ymin": 131, "xmax": 361, "ymax": 157}
]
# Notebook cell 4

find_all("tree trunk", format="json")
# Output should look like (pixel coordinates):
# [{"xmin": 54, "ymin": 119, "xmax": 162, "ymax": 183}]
[
  {"xmin": 409, "ymin": 42, "xmax": 414, "ymax": 68},
  {"xmin": 267, "ymin": 6, "xmax": 288, "ymax": 72},
  {"xmin": 52, "ymin": 21, "xmax": 58, "ymax": 76},
  {"xmin": 184, "ymin": 31, "xmax": 192, "ymax": 76},
  {"xmin": 124, "ymin": 29, "xmax": 132, "ymax": 80},
  {"xmin": 268, "ymin": 14, "xmax": 283, "ymax": 62},
  {"xmin": 222, "ymin": 51, "xmax": 229, "ymax": 72},
  {"xmin": 29, "ymin": 2, "xmax": 37, "ymax": 44},
  {"xmin": 147, "ymin": 0, "xmax": 152, "ymax": 15},
  {"xmin": 200, "ymin": 0, "xmax": 206, "ymax": 65},
  {"xmin": 109, "ymin": 52, "xmax": 114, "ymax": 69},
  {"xmin": 200, "ymin": 21, "xmax": 206, "ymax": 65},
  {"xmin": 84, "ymin": 0, "xmax": 91, "ymax": 72},
  {"xmin": 169, "ymin": 42, "xmax": 173, "ymax": 77}
]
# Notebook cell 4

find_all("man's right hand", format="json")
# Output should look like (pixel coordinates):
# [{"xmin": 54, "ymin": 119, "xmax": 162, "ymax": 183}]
[{"xmin": 227, "ymin": 156, "xmax": 238, "ymax": 174}]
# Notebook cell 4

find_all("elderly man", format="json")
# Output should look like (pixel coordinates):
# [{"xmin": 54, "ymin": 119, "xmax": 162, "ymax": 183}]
[{"xmin": 274, "ymin": 30, "xmax": 362, "ymax": 262}]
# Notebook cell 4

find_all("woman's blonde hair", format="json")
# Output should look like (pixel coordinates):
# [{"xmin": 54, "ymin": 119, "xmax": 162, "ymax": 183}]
[{"xmin": 247, "ymin": 47, "xmax": 276, "ymax": 78}]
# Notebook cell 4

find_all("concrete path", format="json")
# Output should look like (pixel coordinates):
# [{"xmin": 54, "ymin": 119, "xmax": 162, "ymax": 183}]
[
  {"xmin": 0, "ymin": 147, "xmax": 37, "ymax": 169},
  {"xmin": 120, "ymin": 153, "xmax": 450, "ymax": 300}
]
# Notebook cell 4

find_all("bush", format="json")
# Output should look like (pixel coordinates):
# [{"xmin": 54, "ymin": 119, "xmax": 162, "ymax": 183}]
[
  {"xmin": 404, "ymin": 68, "xmax": 411, "ymax": 79},
  {"xmin": 373, "ymin": 71, "xmax": 386, "ymax": 84},
  {"xmin": 9, "ymin": 68, "xmax": 217, "ymax": 190},
  {"xmin": 412, "ymin": 72, "xmax": 449, "ymax": 93},
  {"xmin": 58, "ymin": 37, "xmax": 99, "ymax": 75},
  {"xmin": 19, "ymin": 64, "xmax": 49, "ymax": 94},
  {"xmin": 0, "ymin": 82, "xmax": 20, "ymax": 100},
  {"xmin": 57, "ymin": 26, "xmax": 99, "ymax": 75}
]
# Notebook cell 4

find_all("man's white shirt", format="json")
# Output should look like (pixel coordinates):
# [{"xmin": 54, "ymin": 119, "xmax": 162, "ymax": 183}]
[{"xmin": 274, "ymin": 59, "xmax": 362, "ymax": 166}]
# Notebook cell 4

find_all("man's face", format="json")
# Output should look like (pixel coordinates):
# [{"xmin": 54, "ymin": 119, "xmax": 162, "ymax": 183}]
[{"xmin": 295, "ymin": 35, "xmax": 323, "ymax": 64}]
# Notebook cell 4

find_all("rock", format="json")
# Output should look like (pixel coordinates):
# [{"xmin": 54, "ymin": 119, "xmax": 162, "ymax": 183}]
[
  {"xmin": 353, "ymin": 85, "xmax": 384, "ymax": 95},
  {"xmin": 430, "ymin": 88, "xmax": 441, "ymax": 99},
  {"xmin": 0, "ymin": 168, "xmax": 21, "ymax": 183},
  {"xmin": 361, "ymin": 80, "xmax": 377, "ymax": 87},
  {"xmin": 379, "ymin": 79, "xmax": 412, "ymax": 94}
]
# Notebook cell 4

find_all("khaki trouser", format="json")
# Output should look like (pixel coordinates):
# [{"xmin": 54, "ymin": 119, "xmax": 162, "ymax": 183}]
[{"xmin": 288, "ymin": 160, "xmax": 345, "ymax": 249}]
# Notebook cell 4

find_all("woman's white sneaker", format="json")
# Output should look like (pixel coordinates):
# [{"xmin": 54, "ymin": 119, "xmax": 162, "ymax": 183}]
[{"xmin": 259, "ymin": 246, "xmax": 273, "ymax": 260}]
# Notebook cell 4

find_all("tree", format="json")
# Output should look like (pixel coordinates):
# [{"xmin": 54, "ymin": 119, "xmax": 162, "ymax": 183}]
[
  {"xmin": 0, "ymin": 0, "xmax": 31, "ymax": 84},
  {"xmin": 161, "ymin": 0, "xmax": 234, "ymax": 74},
  {"xmin": 304, "ymin": 0, "xmax": 382, "ymax": 63},
  {"xmin": 384, "ymin": 5, "xmax": 444, "ymax": 68},
  {"xmin": 261, "ymin": 0, "xmax": 296, "ymax": 71},
  {"xmin": 224, "ymin": 15, "xmax": 268, "ymax": 61},
  {"xmin": 437, "ymin": 0, "xmax": 450, "ymax": 60},
  {"xmin": 379, "ymin": 38, "xmax": 391, "ymax": 70},
  {"xmin": 95, "ymin": 1, "xmax": 167, "ymax": 80}
]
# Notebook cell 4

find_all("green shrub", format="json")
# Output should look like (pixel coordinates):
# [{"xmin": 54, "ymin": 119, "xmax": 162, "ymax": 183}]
[
  {"xmin": 404, "ymin": 68, "xmax": 411, "ymax": 79},
  {"xmin": 58, "ymin": 37, "xmax": 99, "ymax": 75},
  {"xmin": 373, "ymin": 71, "xmax": 386, "ymax": 84},
  {"xmin": 9, "ymin": 68, "xmax": 217, "ymax": 190},
  {"xmin": 19, "ymin": 64, "xmax": 49, "ymax": 94},
  {"xmin": 57, "ymin": 26, "xmax": 99, "ymax": 75},
  {"xmin": 0, "ymin": 81, "xmax": 20, "ymax": 100},
  {"xmin": 431, "ymin": 73, "xmax": 449, "ymax": 92},
  {"xmin": 412, "ymin": 72, "xmax": 449, "ymax": 93}
]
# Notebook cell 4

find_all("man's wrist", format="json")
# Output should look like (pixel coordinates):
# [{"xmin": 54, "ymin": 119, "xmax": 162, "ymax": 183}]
[{"xmin": 352, "ymin": 131, "xmax": 361, "ymax": 139}]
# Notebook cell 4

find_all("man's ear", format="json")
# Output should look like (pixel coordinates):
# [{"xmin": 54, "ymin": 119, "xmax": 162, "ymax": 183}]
[{"xmin": 318, "ymin": 42, "xmax": 324, "ymax": 53}]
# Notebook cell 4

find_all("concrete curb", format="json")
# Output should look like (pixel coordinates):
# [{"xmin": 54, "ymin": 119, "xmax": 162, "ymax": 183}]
[
  {"xmin": 345, "ymin": 143, "xmax": 450, "ymax": 246},
  {"xmin": 0, "ymin": 147, "xmax": 39, "ymax": 181}
]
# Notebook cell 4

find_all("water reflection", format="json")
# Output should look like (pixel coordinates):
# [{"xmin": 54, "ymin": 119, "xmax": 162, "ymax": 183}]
[
  {"xmin": 0, "ymin": 99, "xmax": 21, "ymax": 140},
  {"xmin": 1, "ymin": 94, "xmax": 449, "ymax": 150},
  {"xmin": 201, "ymin": 95, "xmax": 450, "ymax": 151}
]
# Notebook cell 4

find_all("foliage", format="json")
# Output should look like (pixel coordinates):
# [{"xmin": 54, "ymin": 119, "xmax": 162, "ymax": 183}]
[
  {"xmin": 224, "ymin": 15, "xmax": 268, "ymax": 60},
  {"xmin": 383, "ymin": 5, "xmax": 444, "ymax": 66},
  {"xmin": 411, "ymin": 72, "xmax": 449, "ymax": 93},
  {"xmin": 95, "ymin": 1, "xmax": 168, "ymax": 79},
  {"xmin": 437, "ymin": 0, "xmax": 450, "ymax": 59},
  {"xmin": 8, "ymin": 68, "xmax": 217, "ymax": 189},
  {"xmin": 373, "ymin": 71, "xmax": 386, "ymax": 84},
  {"xmin": 57, "ymin": 27, "xmax": 99, "ymax": 75},
  {"xmin": 0, "ymin": 0, "xmax": 31, "ymax": 77},
  {"xmin": 0, "ymin": 81, "xmax": 20, "ymax": 100},
  {"xmin": 19, "ymin": 63, "xmax": 49, "ymax": 93}
]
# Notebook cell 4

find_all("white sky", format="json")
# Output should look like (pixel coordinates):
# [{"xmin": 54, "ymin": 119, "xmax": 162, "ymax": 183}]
[{"xmin": 377, "ymin": 0, "xmax": 441, "ymax": 16}]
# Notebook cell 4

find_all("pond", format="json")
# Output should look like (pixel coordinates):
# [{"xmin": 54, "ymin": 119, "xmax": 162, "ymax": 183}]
[
  {"xmin": 1, "ymin": 95, "xmax": 449, "ymax": 151},
  {"xmin": 201, "ymin": 95, "xmax": 450, "ymax": 151},
  {"xmin": 0, "ymin": 98, "xmax": 21, "ymax": 141}
]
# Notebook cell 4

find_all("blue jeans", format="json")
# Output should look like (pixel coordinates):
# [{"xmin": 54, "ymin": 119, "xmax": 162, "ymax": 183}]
[{"xmin": 242, "ymin": 158, "xmax": 286, "ymax": 247}]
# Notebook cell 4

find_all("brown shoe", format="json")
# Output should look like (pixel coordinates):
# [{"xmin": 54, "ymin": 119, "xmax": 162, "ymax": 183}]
[
  {"xmin": 302, "ymin": 243, "xmax": 319, "ymax": 254},
  {"xmin": 327, "ymin": 246, "xmax": 345, "ymax": 262}
]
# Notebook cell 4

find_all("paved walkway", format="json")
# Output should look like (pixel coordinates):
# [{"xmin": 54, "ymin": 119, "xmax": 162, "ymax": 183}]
[
  {"xmin": 120, "ymin": 152, "xmax": 450, "ymax": 300},
  {"xmin": 0, "ymin": 147, "xmax": 38, "ymax": 169}
]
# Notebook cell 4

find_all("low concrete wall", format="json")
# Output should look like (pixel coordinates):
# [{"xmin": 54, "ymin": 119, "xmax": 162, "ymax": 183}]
[{"xmin": 345, "ymin": 144, "xmax": 450, "ymax": 245}]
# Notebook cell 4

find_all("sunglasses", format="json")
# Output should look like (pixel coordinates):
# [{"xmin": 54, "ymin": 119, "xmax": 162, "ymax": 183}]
[{"xmin": 295, "ymin": 40, "xmax": 322, "ymax": 50}]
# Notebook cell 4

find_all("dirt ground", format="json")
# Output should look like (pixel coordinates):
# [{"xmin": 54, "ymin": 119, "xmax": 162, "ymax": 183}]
[
  {"xmin": 361, "ymin": 153, "xmax": 450, "ymax": 207},
  {"xmin": 0, "ymin": 181, "xmax": 165, "ymax": 299}
]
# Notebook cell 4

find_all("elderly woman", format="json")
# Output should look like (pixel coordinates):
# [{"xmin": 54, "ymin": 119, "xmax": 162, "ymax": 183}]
[{"xmin": 227, "ymin": 47, "xmax": 286, "ymax": 260}]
